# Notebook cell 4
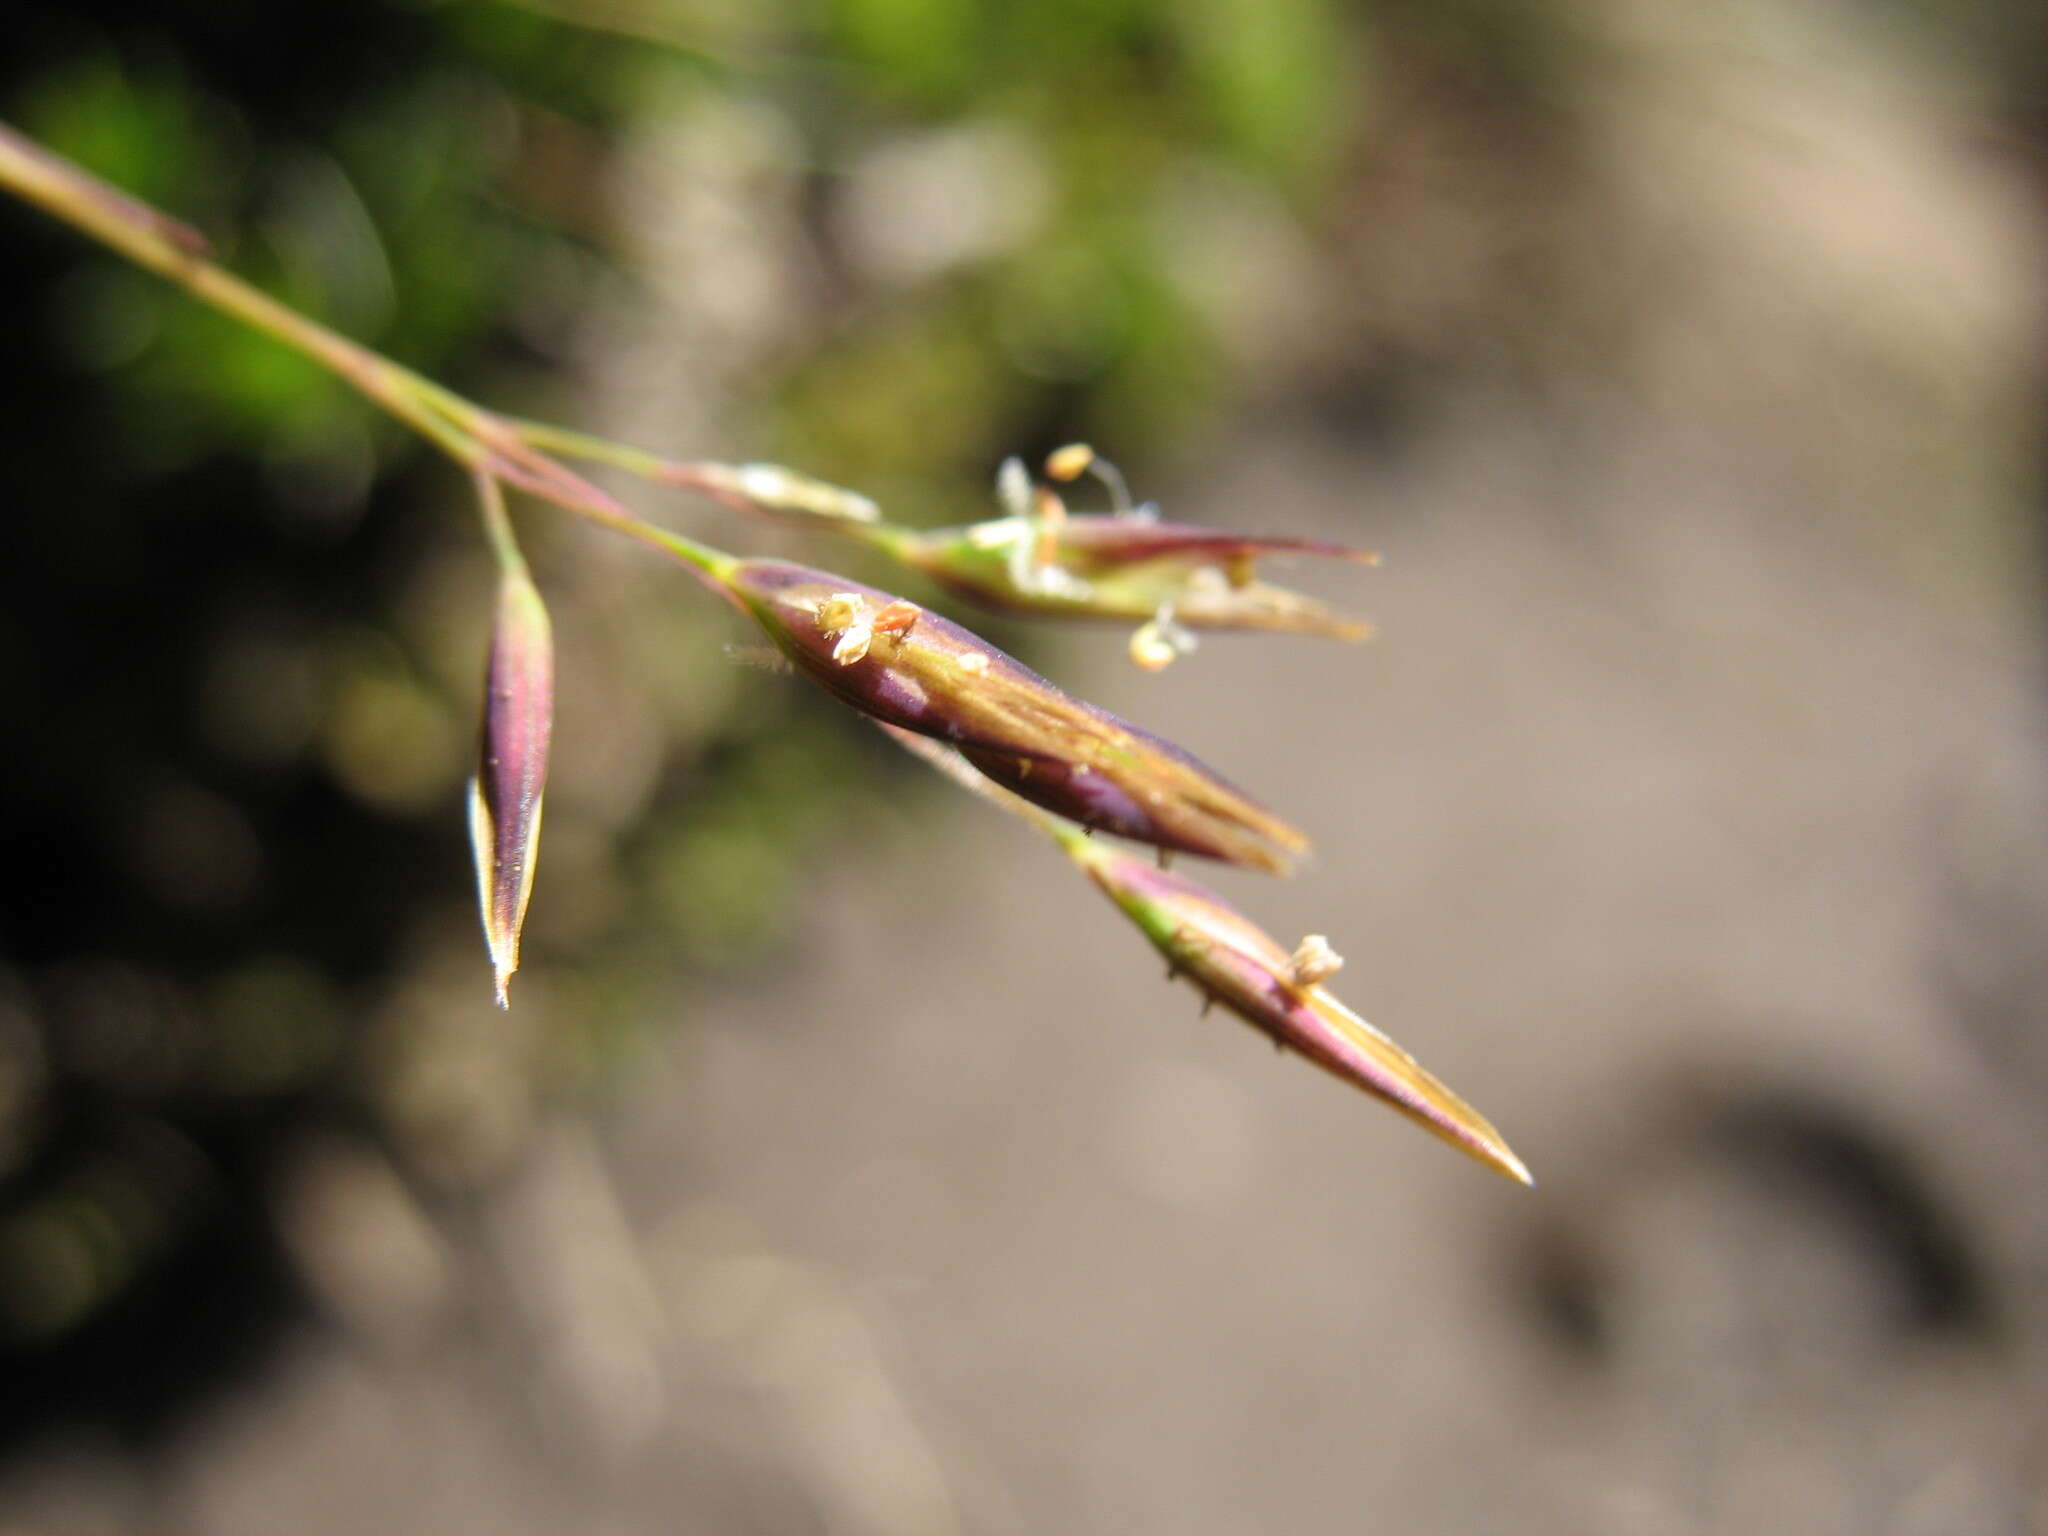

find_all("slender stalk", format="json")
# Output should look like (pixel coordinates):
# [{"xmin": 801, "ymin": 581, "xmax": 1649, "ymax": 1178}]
[
  {"xmin": 876, "ymin": 724, "xmax": 1095, "ymax": 858},
  {"xmin": 472, "ymin": 464, "xmax": 528, "ymax": 578},
  {"xmin": 0, "ymin": 121, "xmax": 478, "ymax": 465},
  {"xmin": 0, "ymin": 119, "xmax": 744, "ymax": 593},
  {"xmin": 578, "ymin": 502, "xmax": 741, "ymax": 588},
  {"xmin": 505, "ymin": 417, "xmax": 681, "ymax": 481},
  {"xmin": 504, "ymin": 416, "xmax": 923, "ymax": 562}
]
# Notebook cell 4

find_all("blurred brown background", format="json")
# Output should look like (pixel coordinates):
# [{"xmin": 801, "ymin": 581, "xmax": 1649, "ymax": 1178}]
[{"xmin": 2, "ymin": 0, "xmax": 2046, "ymax": 1531}]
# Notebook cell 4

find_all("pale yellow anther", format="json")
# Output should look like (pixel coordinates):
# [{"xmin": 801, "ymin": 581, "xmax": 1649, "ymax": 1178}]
[
  {"xmin": 1129, "ymin": 607, "xmax": 1197, "ymax": 672},
  {"xmin": 815, "ymin": 593, "xmax": 874, "ymax": 666},
  {"xmin": 1045, "ymin": 443, "xmax": 1096, "ymax": 482},
  {"xmin": 832, "ymin": 624, "xmax": 874, "ymax": 665},
  {"xmin": 1129, "ymin": 623, "xmax": 1179, "ymax": 671},
  {"xmin": 815, "ymin": 592, "xmax": 866, "ymax": 633},
  {"xmin": 1289, "ymin": 934, "xmax": 1344, "ymax": 987}
]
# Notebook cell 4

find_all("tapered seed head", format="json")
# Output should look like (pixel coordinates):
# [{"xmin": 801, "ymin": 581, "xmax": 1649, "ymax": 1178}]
[
  {"xmin": 721, "ymin": 560, "xmax": 1308, "ymax": 872},
  {"xmin": 903, "ymin": 514, "xmax": 1379, "ymax": 640},
  {"xmin": 469, "ymin": 568, "xmax": 553, "ymax": 1008},
  {"xmin": 1073, "ymin": 840, "xmax": 1530, "ymax": 1183}
]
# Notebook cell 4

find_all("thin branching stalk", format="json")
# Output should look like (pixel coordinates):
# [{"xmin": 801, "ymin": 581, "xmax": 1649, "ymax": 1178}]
[
  {"xmin": 0, "ymin": 119, "xmax": 1524, "ymax": 1179},
  {"xmin": 472, "ymin": 463, "xmax": 529, "ymax": 580},
  {"xmin": 0, "ymin": 119, "xmax": 738, "ymax": 593},
  {"xmin": 0, "ymin": 122, "xmax": 478, "ymax": 466}
]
